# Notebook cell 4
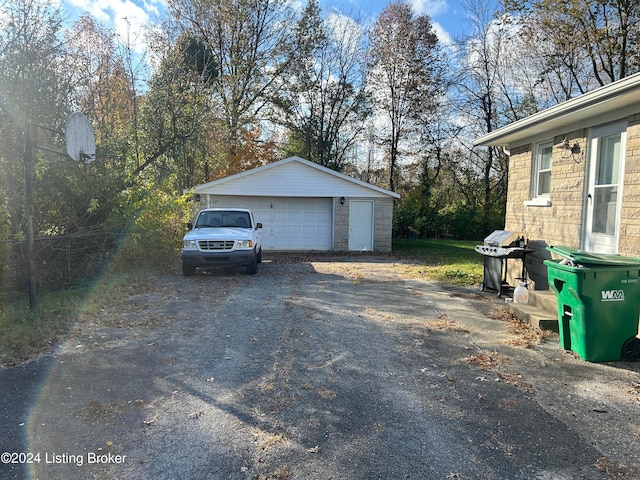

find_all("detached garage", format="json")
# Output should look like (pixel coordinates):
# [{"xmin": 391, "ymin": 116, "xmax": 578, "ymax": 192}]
[{"xmin": 191, "ymin": 156, "xmax": 400, "ymax": 252}]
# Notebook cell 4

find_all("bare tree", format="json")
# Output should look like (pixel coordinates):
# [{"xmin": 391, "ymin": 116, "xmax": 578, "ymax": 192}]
[
  {"xmin": 455, "ymin": 0, "xmax": 512, "ymax": 233},
  {"xmin": 274, "ymin": 0, "xmax": 369, "ymax": 171},
  {"xmin": 165, "ymin": 0, "xmax": 296, "ymax": 157},
  {"xmin": 367, "ymin": 1, "xmax": 440, "ymax": 192},
  {"xmin": 502, "ymin": 0, "xmax": 640, "ymax": 90}
]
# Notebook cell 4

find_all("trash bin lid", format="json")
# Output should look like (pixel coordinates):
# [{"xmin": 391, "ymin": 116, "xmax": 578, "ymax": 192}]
[{"xmin": 546, "ymin": 245, "xmax": 640, "ymax": 266}]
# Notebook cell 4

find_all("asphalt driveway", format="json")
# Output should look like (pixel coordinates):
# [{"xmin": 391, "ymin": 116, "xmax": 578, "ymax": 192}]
[{"xmin": 1, "ymin": 256, "xmax": 639, "ymax": 479}]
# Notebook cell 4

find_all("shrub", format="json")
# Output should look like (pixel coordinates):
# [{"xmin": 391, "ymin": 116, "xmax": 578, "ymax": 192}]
[{"xmin": 108, "ymin": 182, "xmax": 194, "ymax": 269}]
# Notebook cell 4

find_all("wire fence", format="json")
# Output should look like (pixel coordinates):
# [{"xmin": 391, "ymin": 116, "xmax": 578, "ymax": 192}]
[{"xmin": 1, "ymin": 231, "xmax": 128, "ymax": 295}]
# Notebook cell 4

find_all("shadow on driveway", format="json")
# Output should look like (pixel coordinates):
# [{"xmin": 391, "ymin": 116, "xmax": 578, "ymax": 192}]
[{"xmin": 1, "ymin": 257, "xmax": 638, "ymax": 479}]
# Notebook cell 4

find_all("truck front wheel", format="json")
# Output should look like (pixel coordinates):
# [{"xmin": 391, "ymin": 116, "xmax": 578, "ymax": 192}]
[
  {"xmin": 182, "ymin": 262, "xmax": 196, "ymax": 276},
  {"xmin": 246, "ymin": 251, "xmax": 258, "ymax": 275}
]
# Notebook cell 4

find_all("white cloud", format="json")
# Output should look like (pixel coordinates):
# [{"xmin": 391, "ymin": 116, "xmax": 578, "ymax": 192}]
[
  {"xmin": 326, "ymin": 10, "xmax": 365, "ymax": 46},
  {"xmin": 409, "ymin": 1, "xmax": 456, "ymax": 50},
  {"xmin": 411, "ymin": 0, "xmax": 449, "ymax": 17},
  {"xmin": 64, "ymin": 0, "xmax": 161, "ymax": 53},
  {"xmin": 431, "ymin": 21, "xmax": 453, "ymax": 48}
]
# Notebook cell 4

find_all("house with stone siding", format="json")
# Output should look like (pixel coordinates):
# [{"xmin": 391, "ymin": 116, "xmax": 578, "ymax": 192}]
[{"xmin": 475, "ymin": 73, "xmax": 640, "ymax": 290}]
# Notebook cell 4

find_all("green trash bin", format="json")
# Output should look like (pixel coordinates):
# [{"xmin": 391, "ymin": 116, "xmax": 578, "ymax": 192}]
[{"xmin": 544, "ymin": 246, "xmax": 640, "ymax": 362}]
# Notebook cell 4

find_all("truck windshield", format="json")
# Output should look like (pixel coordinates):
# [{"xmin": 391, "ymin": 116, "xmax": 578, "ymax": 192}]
[{"xmin": 195, "ymin": 211, "xmax": 252, "ymax": 228}]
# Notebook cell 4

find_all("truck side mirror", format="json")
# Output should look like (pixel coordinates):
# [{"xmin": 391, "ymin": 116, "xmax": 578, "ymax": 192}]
[
  {"xmin": 187, "ymin": 222, "xmax": 193, "ymax": 230},
  {"xmin": 256, "ymin": 222, "xmax": 262, "ymax": 229}
]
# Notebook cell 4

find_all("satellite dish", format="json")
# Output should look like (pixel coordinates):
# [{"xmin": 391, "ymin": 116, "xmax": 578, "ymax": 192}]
[{"xmin": 65, "ymin": 112, "xmax": 96, "ymax": 163}]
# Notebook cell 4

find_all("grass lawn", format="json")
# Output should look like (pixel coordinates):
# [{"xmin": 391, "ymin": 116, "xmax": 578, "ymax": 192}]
[
  {"xmin": 0, "ymin": 286, "xmax": 89, "ymax": 366},
  {"xmin": 0, "ymin": 270, "xmax": 153, "ymax": 366},
  {"xmin": 392, "ymin": 237, "xmax": 483, "ymax": 286}
]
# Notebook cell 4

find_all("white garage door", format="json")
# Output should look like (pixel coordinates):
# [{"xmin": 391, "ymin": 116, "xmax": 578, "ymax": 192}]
[{"xmin": 208, "ymin": 196, "xmax": 333, "ymax": 251}]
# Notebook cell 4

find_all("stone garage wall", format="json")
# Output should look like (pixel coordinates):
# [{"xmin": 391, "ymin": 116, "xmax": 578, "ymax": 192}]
[
  {"xmin": 334, "ymin": 197, "xmax": 394, "ymax": 253},
  {"xmin": 373, "ymin": 197, "xmax": 394, "ymax": 252}
]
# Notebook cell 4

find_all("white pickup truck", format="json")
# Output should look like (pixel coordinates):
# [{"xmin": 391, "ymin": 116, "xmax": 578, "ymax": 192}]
[{"xmin": 181, "ymin": 208, "xmax": 263, "ymax": 276}]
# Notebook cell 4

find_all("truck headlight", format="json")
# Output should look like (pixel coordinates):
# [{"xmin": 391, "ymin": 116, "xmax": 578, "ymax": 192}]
[
  {"xmin": 183, "ymin": 240, "xmax": 197, "ymax": 249},
  {"xmin": 236, "ymin": 240, "xmax": 253, "ymax": 248}
]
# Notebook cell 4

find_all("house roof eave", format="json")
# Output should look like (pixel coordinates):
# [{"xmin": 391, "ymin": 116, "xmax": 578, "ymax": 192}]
[
  {"xmin": 474, "ymin": 72, "xmax": 640, "ymax": 148},
  {"xmin": 190, "ymin": 156, "xmax": 401, "ymax": 199}
]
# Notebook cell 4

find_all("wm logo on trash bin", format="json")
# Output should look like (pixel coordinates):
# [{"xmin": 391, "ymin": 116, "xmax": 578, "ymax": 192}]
[{"xmin": 601, "ymin": 290, "xmax": 625, "ymax": 301}]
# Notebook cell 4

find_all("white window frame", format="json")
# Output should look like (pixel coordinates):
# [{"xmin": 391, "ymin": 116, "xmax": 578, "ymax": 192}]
[{"xmin": 525, "ymin": 141, "xmax": 553, "ymax": 206}]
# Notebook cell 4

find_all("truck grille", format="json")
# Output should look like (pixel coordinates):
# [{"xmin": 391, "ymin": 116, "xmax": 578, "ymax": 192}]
[{"xmin": 199, "ymin": 240, "xmax": 234, "ymax": 250}]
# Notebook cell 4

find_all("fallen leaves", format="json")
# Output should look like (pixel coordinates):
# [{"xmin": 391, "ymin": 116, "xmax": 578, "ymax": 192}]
[
  {"xmin": 490, "ymin": 307, "xmax": 553, "ymax": 348},
  {"xmin": 461, "ymin": 350, "xmax": 534, "ymax": 393},
  {"xmin": 441, "ymin": 372, "xmax": 458, "ymax": 382},
  {"xmin": 594, "ymin": 457, "xmax": 640, "ymax": 478},
  {"xmin": 462, "ymin": 350, "xmax": 507, "ymax": 369},
  {"xmin": 495, "ymin": 371, "xmax": 534, "ymax": 393},
  {"xmin": 629, "ymin": 382, "xmax": 640, "ymax": 403},
  {"xmin": 425, "ymin": 313, "xmax": 471, "ymax": 333},
  {"xmin": 316, "ymin": 389, "xmax": 336, "ymax": 399}
]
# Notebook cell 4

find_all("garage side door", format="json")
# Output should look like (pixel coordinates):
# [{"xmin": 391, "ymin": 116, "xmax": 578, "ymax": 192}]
[{"xmin": 208, "ymin": 196, "xmax": 333, "ymax": 251}]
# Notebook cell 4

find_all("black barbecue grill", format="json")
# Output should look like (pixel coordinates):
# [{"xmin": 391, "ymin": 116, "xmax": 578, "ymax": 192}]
[{"xmin": 475, "ymin": 230, "xmax": 532, "ymax": 297}]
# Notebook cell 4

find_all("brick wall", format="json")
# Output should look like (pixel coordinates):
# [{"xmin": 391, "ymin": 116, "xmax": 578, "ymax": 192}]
[
  {"xmin": 620, "ymin": 115, "xmax": 640, "ymax": 255},
  {"xmin": 504, "ymin": 118, "xmax": 640, "ymax": 289},
  {"xmin": 334, "ymin": 199, "xmax": 349, "ymax": 251},
  {"xmin": 373, "ymin": 197, "xmax": 394, "ymax": 252}
]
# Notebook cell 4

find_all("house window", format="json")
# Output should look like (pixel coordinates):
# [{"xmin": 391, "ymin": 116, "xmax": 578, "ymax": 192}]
[{"xmin": 533, "ymin": 142, "xmax": 553, "ymax": 197}]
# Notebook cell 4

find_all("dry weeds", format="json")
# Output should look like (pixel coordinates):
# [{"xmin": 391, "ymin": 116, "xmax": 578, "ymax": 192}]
[{"xmin": 253, "ymin": 429, "xmax": 290, "ymax": 449}]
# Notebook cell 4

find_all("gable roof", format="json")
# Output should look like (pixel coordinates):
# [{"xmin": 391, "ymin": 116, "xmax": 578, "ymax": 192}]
[
  {"xmin": 475, "ymin": 72, "xmax": 640, "ymax": 148},
  {"xmin": 193, "ymin": 156, "xmax": 400, "ymax": 199}
]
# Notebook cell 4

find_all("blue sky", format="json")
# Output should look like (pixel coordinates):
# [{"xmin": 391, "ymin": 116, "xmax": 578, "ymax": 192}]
[
  {"xmin": 324, "ymin": 0, "xmax": 469, "ymax": 46},
  {"xmin": 60, "ymin": 0, "xmax": 470, "ymax": 53}
]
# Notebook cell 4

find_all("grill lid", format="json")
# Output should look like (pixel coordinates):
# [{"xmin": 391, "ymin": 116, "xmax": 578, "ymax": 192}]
[{"xmin": 483, "ymin": 230, "xmax": 523, "ymax": 247}]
